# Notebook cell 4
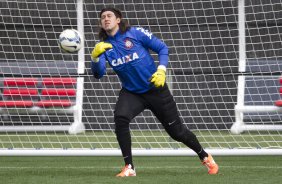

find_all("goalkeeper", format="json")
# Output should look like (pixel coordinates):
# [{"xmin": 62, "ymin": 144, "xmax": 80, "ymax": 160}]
[{"xmin": 91, "ymin": 7, "xmax": 219, "ymax": 177}]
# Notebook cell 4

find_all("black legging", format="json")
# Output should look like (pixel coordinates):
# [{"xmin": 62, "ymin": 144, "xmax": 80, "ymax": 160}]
[{"xmin": 114, "ymin": 84, "xmax": 208, "ymax": 166}]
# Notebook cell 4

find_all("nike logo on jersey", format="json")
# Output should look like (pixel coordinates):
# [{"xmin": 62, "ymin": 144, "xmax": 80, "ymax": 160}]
[{"xmin": 111, "ymin": 52, "xmax": 139, "ymax": 66}]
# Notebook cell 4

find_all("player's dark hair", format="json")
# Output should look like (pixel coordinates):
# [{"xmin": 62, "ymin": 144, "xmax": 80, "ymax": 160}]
[{"xmin": 98, "ymin": 7, "xmax": 131, "ymax": 41}]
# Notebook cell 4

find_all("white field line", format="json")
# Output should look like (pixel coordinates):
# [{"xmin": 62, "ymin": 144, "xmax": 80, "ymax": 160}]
[{"xmin": 0, "ymin": 166, "xmax": 281, "ymax": 169}]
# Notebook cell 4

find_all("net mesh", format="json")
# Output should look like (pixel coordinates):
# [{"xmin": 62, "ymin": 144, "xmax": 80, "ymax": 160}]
[{"xmin": 0, "ymin": 0, "xmax": 282, "ymax": 152}]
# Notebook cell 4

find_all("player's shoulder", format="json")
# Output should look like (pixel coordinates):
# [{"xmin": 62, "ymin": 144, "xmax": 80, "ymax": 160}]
[
  {"xmin": 126, "ymin": 27, "xmax": 141, "ymax": 35},
  {"xmin": 130, "ymin": 27, "xmax": 153, "ymax": 39},
  {"xmin": 131, "ymin": 26, "xmax": 151, "ymax": 33}
]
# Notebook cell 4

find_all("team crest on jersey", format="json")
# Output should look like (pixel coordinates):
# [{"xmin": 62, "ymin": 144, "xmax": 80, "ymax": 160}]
[{"xmin": 124, "ymin": 39, "xmax": 133, "ymax": 49}]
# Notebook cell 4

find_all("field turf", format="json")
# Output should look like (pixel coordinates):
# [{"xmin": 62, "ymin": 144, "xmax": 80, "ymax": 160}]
[{"xmin": 0, "ymin": 156, "xmax": 281, "ymax": 184}]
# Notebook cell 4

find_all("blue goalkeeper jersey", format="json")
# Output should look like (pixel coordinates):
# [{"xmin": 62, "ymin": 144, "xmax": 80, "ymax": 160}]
[{"xmin": 91, "ymin": 27, "xmax": 169, "ymax": 93}]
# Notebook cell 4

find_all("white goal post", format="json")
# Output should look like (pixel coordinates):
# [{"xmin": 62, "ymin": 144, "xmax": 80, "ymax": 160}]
[
  {"xmin": 232, "ymin": 0, "xmax": 282, "ymax": 134},
  {"xmin": 0, "ymin": 0, "xmax": 282, "ymax": 156}
]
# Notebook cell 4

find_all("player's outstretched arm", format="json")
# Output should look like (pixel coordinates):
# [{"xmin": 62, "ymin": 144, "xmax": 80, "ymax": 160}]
[
  {"xmin": 91, "ymin": 42, "xmax": 112, "ymax": 61},
  {"xmin": 90, "ymin": 42, "xmax": 112, "ymax": 79}
]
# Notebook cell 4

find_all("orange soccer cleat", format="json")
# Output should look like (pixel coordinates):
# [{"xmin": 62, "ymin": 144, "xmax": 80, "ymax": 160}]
[
  {"xmin": 116, "ymin": 164, "xmax": 136, "ymax": 177},
  {"xmin": 202, "ymin": 154, "xmax": 219, "ymax": 175}
]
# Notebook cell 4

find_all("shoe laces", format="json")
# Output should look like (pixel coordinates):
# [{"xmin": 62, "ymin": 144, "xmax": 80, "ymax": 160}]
[
  {"xmin": 203, "ymin": 157, "xmax": 215, "ymax": 167},
  {"xmin": 122, "ymin": 164, "xmax": 132, "ymax": 171}
]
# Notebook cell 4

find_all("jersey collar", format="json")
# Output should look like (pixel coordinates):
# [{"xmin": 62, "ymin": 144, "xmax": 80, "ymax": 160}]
[{"xmin": 108, "ymin": 29, "xmax": 121, "ymax": 40}]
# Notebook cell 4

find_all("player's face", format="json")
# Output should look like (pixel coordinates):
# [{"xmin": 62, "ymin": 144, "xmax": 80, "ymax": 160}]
[{"xmin": 100, "ymin": 11, "xmax": 121, "ymax": 36}]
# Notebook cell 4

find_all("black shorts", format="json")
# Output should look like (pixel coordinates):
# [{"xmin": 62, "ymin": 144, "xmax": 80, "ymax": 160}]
[{"xmin": 114, "ymin": 84, "xmax": 180, "ymax": 127}]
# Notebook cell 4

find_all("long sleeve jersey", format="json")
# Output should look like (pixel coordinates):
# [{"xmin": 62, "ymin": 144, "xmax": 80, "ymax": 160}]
[{"xmin": 91, "ymin": 27, "xmax": 169, "ymax": 93}]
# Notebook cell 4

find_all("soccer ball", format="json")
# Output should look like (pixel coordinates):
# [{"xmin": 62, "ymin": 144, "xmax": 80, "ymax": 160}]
[{"xmin": 59, "ymin": 29, "xmax": 83, "ymax": 53}]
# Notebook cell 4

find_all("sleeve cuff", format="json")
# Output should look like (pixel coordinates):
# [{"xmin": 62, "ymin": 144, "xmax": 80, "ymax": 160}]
[
  {"xmin": 91, "ymin": 57, "xmax": 99, "ymax": 63},
  {"xmin": 157, "ymin": 65, "xmax": 167, "ymax": 72}
]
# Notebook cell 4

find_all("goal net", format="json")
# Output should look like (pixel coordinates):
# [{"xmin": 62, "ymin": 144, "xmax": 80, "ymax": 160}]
[{"xmin": 0, "ymin": 0, "xmax": 282, "ymax": 156}]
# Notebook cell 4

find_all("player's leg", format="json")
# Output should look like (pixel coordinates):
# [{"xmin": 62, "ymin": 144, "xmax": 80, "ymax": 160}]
[
  {"xmin": 114, "ymin": 88, "xmax": 147, "ymax": 177},
  {"xmin": 144, "ymin": 85, "xmax": 218, "ymax": 174},
  {"xmin": 163, "ymin": 120, "xmax": 219, "ymax": 174}
]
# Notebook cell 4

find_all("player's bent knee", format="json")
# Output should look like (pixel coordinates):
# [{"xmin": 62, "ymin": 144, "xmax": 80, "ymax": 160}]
[{"xmin": 165, "ymin": 122, "xmax": 195, "ymax": 143}]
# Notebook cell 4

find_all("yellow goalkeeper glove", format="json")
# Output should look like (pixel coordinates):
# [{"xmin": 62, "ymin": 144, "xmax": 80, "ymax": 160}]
[
  {"xmin": 91, "ymin": 42, "xmax": 113, "ymax": 62},
  {"xmin": 150, "ymin": 66, "xmax": 166, "ymax": 88}
]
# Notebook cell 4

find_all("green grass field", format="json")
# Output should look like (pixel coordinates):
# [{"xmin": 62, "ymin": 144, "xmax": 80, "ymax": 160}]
[
  {"xmin": 0, "ymin": 156, "xmax": 281, "ymax": 184},
  {"xmin": 1, "ymin": 131, "xmax": 282, "ymax": 183}
]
